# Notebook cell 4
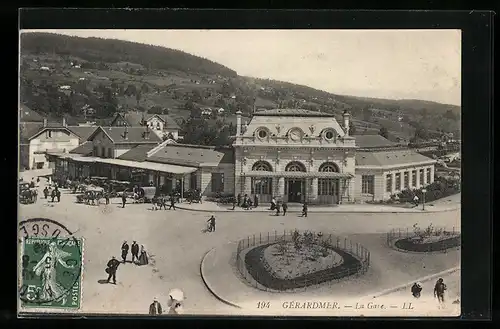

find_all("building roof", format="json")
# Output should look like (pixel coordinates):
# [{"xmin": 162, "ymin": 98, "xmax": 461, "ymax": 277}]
[
  {"xmin": 354, "ymin": 135, "xmax": 399, "ymax": 149},
  {"xmin": 241, "ymin": 109, "xmax": 346, "ymax": 139},
  {"xmin": 19, "ymin": 104, "xmax": 45, "ymax": 123},
  {"xmin": 148, "ymin": 114, "xmax": 181, "ymax": 130},
  {"xmin": 27, "ymin": 126, "xmax": 80, "ymax": 141},
  {"xmin": 118, "ymin": 144, "xmax": 157, "ymax": 162},
  {"xmin": 67, "ymin": 126, "xmax": 99, "ymax": 142},
  {"xmin": 110, "ymin": 112, "xmax": 181, "ymax": 130},
  {"xmin": 69, "ymin": 141, "xmax": 93, "ymax": 155},
  {"xmin": 254, "ymin": 108, "xmax": 335, "ymax": 117},
  {"xmin": 89, "ymin": 126, "xmax": 162, "ymax": 144},
  {"xmin": 355, "ymin": 149, "xmax": 436, "ymax": 167},
  {"xmin": 147, "ymin": 144, "xmax": 234, "ymax": 167}
]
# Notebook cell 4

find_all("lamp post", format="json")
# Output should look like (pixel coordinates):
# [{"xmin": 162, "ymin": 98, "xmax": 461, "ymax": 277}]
[{"xmin": 421, "ymin": 188, "xmax": 427, "ymax": 211}]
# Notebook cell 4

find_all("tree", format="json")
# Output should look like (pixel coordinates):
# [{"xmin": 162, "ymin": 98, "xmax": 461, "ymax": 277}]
[
  {"xmin": 414, "ymin": 126, "xmax": 430, "ymax": 140},
  {"xmin": 140, "ymin": 83, "xmax": 149, "ymax": 94},
  {"xmin": 124, "ymin": 84, "xmax": 137, "ymax": 97},
  {"xmin": 444, "ymin": 109, "xmax": 457, "ymax": 121},
  {"xmin": 379, "ymin": 126, "xmax": 389, "ymax": 139},
  {"xmin": 135, "ymin": 91, "xmax": 142, "ymax": 106}
]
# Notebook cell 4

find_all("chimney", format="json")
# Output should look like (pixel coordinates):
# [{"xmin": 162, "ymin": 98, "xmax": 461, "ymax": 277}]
[
  {"xmin": 62, "ymin": 117, "xmax": 67, "ymax": 127},
  {"xmin": 343, "ymin": 110, "xmax": 350, "ymax": 136},
  {"xmin": 123, "ymin": 127, "xmax": 128, "ymax": 140},
  {"xmin": 43, "ymin": 118, "xmax": 47, "ymax": 128},
  {"xmin": 236, "ymin": 110, "xmax": 242, "ymax": 136}
]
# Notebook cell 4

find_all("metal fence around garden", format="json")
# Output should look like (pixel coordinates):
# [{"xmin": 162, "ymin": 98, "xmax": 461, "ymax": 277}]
[
  {"xmin": 235, "ymin": 230, "xmax": 370, "ymax": 292},
  {"xmin": 386, "ymin": 226, "xmax": 460, "ymax": 252}
]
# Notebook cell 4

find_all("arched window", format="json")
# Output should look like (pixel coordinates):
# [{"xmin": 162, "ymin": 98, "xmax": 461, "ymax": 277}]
[
  {"xmin": 318, "ymin": 162, "xmax": 340, "ymax": 204},
  {"xmin": 285, "ymin": 161, "xmax": 306, "ymax": 172},
  {"xmin": 251, "ymin": 161, "xmax": 273, "ymax": 202},
  {"xmin": 319, "ymin": 162, "xmax": 340, "ymax": 172},
  {"xmin": 252, "ymin": 161, "xmax": 273, "ymax": 171}
]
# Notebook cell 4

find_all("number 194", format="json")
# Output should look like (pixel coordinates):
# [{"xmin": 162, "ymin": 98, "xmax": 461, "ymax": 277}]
[{"xmin": 257, "ymin": 301, "xmax": 270, "ymax": 309}]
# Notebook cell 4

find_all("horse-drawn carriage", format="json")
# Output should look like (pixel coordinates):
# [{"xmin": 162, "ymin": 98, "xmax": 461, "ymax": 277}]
[
  {"xmin": 76, "ymin": 186, "xmax": 105, "ymax": 205},
  {"xmin": 120, "ymin": 186, "xmax": 157, "ymax": 204},
  {"xmin": 19, "ymin": 182, "xmax": 37, "ymax": 204}
]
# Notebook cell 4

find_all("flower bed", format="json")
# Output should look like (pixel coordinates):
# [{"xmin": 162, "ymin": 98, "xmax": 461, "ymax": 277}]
[
  {"xmin": 394, "ymin": 235, "xmax": 460, "ymax": 252},
  {"xmin": 391, "ymin": 223, "xmax": 461, "ymax": 252},
  {"xmin": 262, "ymin": 242, "xmax": 344, "ymax": 280},
  {"xmin": 241, "ymin": 231, "xmax": 369, "ymax": 290}
]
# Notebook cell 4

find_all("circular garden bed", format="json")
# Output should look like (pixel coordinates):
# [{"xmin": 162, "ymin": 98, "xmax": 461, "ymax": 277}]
[
  {"xmin": 394, "ymin": 234, "xmax": 460, "ymax": 252},
  {"xmin": 243, "ymin": 232, "xmax": 368, "ymax": 291}
]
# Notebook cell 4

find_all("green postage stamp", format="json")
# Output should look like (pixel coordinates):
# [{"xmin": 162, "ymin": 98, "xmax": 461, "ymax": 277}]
[{"xmin": 19, "ymin": 237, "xmax": 84, "ymax": 309}]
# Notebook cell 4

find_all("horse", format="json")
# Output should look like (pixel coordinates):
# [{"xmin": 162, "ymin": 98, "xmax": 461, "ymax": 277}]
[{"xmin": 20, "ymin": 189, "xmax": 36, "ymax": 204}]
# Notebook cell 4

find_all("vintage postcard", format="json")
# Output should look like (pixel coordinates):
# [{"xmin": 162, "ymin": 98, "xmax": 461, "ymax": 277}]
[{"xmin": 18, "ymin": 29, "xmax": 461, "ymax": 317}]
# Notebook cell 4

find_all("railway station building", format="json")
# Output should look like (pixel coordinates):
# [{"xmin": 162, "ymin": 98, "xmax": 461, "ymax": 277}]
[{"xmin": 45, "ymin": 109, "xmax": 436, "ymax": 203}]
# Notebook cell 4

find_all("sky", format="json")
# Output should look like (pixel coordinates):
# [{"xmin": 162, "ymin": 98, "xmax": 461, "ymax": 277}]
[{"xmin": 22, "ymin": 29, "xmax": 461, "ymax": 106}]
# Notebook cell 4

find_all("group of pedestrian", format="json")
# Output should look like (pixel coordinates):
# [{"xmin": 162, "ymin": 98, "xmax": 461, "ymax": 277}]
[
  {"xmin": 148, "ymin": 289, "xmax": 186, "ymax": 315},
  {"xmin": 105, "ymin": 241, "xmax": 148, "ymax": 285},
  {"xmin": 233, "ymin": 193, "xmax": 259, "ymax": 210},
  {"xmin": 410, "ymin": 278, "xmax": 448, "ymax": 307},
  {"xmin": 270, "ymin": 198, "xmax": 308, "ymax": 217}
]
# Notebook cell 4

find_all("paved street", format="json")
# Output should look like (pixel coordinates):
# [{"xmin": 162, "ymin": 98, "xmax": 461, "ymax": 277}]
[{"xmin": 18, "ymin": 179, "xmax": 460, "ymax": 316}]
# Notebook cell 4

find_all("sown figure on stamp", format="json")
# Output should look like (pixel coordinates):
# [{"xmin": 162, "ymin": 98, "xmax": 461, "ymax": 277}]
[
  {"xmin": 106, "ymin": 256, "xmax": 120, "ymax": 284},
  {"xmin": 121, "ymin": 241, "xmax": 129, "ymax": 263},
  {"xmin": 33, "ymin": 241, "xmax": 74, "ymax": 303},
  {"xmin": 131, "ymin": 241, "xmax": 139, "ymax": 263}
]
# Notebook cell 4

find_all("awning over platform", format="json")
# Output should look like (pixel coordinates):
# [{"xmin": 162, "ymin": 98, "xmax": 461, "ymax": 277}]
[
  {"xmin": 98, "ymin": 158, "xmax": 197, "ymax": 175},
  {"xmin": 243, "ymin": 171, "xmax": 354, "ymax": 179},
  {"xmin": 47, "ymin": 152, "xmax": 198, "ymax": 175}
]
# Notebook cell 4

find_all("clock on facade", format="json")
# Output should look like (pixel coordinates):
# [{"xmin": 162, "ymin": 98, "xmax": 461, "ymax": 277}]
[{"xmin": 289, "ymin": 129, "xmax": 301, "ymax": 141}]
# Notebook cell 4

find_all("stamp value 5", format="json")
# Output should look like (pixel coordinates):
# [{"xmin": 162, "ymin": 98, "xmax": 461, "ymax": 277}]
[{"xmin": 20, "ymin": 236, "xmax": 84, "ymax": 309}]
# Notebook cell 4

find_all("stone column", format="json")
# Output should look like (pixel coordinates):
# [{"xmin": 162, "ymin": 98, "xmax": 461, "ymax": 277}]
[
  {"xmin": 416, "ymin": 170, "xmax": 421, "ymax": 189},
  {"xmin": 391, "ymin": 173, "xmax": 396, "ymax": 194},
  {"xmin": 277, "ymin": 177, "xmax": 285, "ymax": 201},
  {"xmin": 244, "ymin": 176, "xmax": 252, "ymax": 196},
  {"xmin": 430, "ymin": 166, "xmax": 435, "ymax": 184},
  {"xmin": 310, "ymin": 178, "xmax": 318, "ymax": 203}
]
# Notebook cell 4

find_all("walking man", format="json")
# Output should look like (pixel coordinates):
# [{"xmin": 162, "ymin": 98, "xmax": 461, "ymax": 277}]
[
  {"xmin": 434, "ymin": 278, "xmax": 447, "ymax": 308},
  {"xmin": 254, "ymin": 194, "xmax": 259, "ymax": 208},
  {"xmin": 237, "ymin": 193, "xmax": 242, "ymax": 207},
  {"xmin": 169, "ymin": 194, "xmax": 176, "ymax": 210},
  {"xmin": 105, "ymin": 192, "xmax": 110, "ymax": 205},
  {"xmin": 282, "ymin": 202, "xmax": 288, "ymax": 216},
  {"xmin": 301, "ymin": 202, "xmax": 308, "ymax": 217},
  {"xmin": 56, "ymin": 188, "xmax": 61, "ymax": 202},
  {"xmin": 149, "ymin": 297, "xmax": 163, "ymax": 315},
  {"xmin": 411, "ymin": 282, "xmax": 422, "ymax": 298},
  {"xmin": 275, "ymin": 201, "xmax": 281, "ymax": 216},
  {"xmin": 121, "ymin": 241, "xmax": 129, "ymax": 263},
  {"xmin": 131, "ymin": 241, "xmax": 139, "ymax": 263},
  {"xmin": 106, "ymin": 256, "xmax": 120, "ymax": 284},
  {"xmin": 207, "ymin": 215, "xmax": 216, "ymax": 232},
  {"xmin": 121, "ymin": 192, "xmax": 127, "ymax": 208},
  {"xmin": 413, "ymin": 194, "xmax": 420, "ymax": 207}
]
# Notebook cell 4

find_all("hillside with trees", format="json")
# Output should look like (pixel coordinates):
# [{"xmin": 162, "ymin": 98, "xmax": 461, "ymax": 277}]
[{"xmin": 19, "ymin": 32, "xmax": 461, "ymax": 146}]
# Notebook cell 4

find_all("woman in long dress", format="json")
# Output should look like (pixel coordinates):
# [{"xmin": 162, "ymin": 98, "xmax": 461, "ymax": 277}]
[
  {"xmin": 138, "ymin": 245, "xmax": 149, "ymax": 266},
  {"xmin": 32, "ymin": 242, "xmax": 74, "ymax": 303}
]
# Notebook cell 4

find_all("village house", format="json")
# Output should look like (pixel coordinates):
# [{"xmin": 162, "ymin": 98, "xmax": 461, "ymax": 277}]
[
  {"xmin": 25, "ymin": 118, "xmax": 81, "ymax": 170},
  {"xmin": 109, "ymin": 112, "xmax": 181, "ymax": 140}
]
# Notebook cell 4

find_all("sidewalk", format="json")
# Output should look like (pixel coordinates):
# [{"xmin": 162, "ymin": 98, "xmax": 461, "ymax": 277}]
[{"xmin": 176, "ymin": 195, "xmax": 461, "ymax": 214}]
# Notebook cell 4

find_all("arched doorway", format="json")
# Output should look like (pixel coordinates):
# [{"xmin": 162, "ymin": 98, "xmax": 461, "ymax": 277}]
[
  {"xmin": 318, "ymin": 162, "xmax": 340, "ymax": 204},
  {"xmin": 285, "ymin": 161, "xmax": 306, "ymax": 203},
  {"xmin": 251, "ymin": 161, "xmax": 273, "ymax": 203}
]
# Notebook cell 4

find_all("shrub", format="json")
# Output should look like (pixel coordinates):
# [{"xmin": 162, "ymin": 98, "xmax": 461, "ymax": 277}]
[
  {"xmin": 292, "ymin": 230, "xmax": 302, "ymax": 250},
  {"xmin": 303, "ymin": 231, "xmax": 315, "ymax": 247}
]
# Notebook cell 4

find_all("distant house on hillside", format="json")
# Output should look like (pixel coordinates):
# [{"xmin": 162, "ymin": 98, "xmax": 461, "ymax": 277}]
[
  {"xmin": 39, "ymin": 66, "xmax": 50, "ymax": 71},
  {"xmin": 109, "ymin": 112, "xmax": 181, "ymax": 140}
]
